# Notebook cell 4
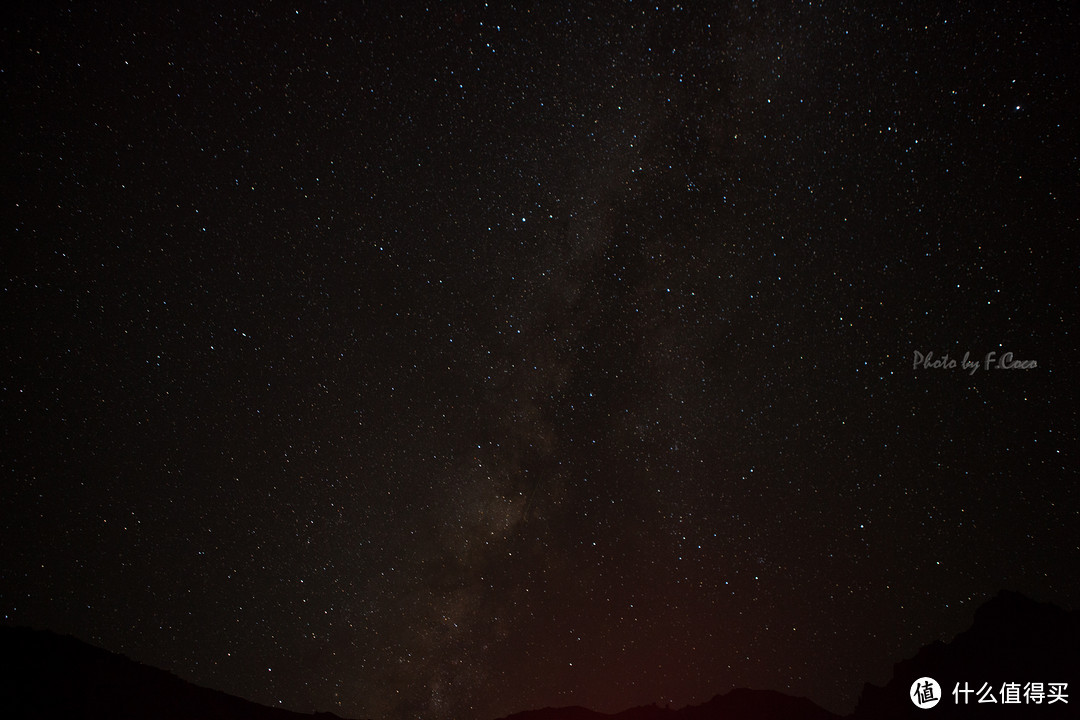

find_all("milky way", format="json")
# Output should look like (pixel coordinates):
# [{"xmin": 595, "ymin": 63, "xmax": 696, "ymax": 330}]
[{"xmin": 2, "ymin": 3, "xmax": 1077, "ymax": 720}]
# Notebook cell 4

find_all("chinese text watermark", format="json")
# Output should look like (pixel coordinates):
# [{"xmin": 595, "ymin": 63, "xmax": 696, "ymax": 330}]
[{"xmin": 910, "ymin": 678, "xmax": 1068, "ymax": 709}]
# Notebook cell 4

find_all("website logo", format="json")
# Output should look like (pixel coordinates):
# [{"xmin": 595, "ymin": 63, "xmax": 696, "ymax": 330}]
[{"xmin": 912, "ymin": 677, "xmax": 942, "ymax": 709}]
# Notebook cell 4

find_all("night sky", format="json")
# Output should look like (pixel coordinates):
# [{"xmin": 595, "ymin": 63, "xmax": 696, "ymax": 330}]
[{"xmin": 2, "ymin": 2, "xmax": 1078, "ymax": 719}]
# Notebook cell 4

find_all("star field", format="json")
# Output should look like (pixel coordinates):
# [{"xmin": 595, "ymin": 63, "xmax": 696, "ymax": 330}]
[{"xmin": 2, "ymin": 3, "xmax": 1077, "ymax": 720}]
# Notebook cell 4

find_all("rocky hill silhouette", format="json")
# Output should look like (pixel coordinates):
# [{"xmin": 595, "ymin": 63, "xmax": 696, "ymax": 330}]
[{"xmin": 2, "ymin": 590, "xmax": 1076, "ymax": 719}]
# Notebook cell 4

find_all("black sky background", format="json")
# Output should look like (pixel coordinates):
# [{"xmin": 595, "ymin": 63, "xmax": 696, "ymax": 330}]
[{"xmin": 2, "ymin": 2, "xmax": 1078, "ymax": 719}]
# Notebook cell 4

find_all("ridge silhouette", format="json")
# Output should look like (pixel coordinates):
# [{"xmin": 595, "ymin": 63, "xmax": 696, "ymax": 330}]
[
  {"xmin": 0, "ymin": 624, "xmax": 353, "ymax": 720},
  {"xmin": 853, "ymin": 590, "xmax": 1078, "ymax": 718},
  {"xmin": 2, "ymin": 590, "xmax": 1076, "ymax": 719}
]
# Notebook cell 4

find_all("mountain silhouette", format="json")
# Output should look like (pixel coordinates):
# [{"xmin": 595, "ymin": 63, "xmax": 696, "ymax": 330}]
[
  {"xmin": 0, "ymin": 625, "xmax": 356, "ymax": 720},
  {"xmin": 852, "ymin": 590, "xmax": 1079, "ymax": 718},
  {"xmin": 497, "ymin": 688, "xmax": 842, "ymax": 720},
  {"xmin": 2, "ymin": 591, "xmax": 1076, "ymax": 719}
]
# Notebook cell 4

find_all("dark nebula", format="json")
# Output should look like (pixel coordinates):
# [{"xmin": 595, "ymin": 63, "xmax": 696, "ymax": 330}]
[{"xmin": 2, "ymin": 3, "xmax": 1077, "ymax": 720}]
